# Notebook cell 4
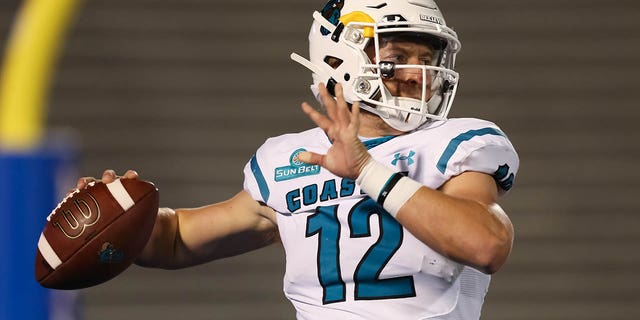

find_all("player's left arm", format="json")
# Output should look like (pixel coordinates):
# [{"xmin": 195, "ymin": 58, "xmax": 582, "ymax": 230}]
[{"xmin": 396, "ymin": 171, "xmax": 513, "ymax": 274}]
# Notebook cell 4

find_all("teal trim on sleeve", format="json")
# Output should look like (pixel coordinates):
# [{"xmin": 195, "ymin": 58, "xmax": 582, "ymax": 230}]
[
  {"xmin": 436, "ymin": 128, "xmax": 505, "ymax": 174},
  {"xmin": 250, "ymin": 154, "xmax": 270, "ymax": 202}
]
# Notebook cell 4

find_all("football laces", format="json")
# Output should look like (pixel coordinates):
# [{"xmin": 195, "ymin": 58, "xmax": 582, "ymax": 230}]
[{"xmin": 46, "ymin": 181, "xmax": 97, "ymax": 221}]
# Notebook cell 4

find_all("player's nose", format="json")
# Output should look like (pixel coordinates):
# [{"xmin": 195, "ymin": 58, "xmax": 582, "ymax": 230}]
[
  {"xmin": 397, "ymin": 68, "xmax": 423, "ymax": 86},
  {"xmin": 395, "ymin": 68, "xmax": 429, "ymax": 97},
  {"xmin": 396, "ymin": 58, "xmax": 426, "ymax": 85}
]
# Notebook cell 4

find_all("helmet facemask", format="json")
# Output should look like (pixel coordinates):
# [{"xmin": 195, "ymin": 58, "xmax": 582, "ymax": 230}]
[{"xmin": 359, "ymin": 30, "xmax": 459, "ymax": 131}]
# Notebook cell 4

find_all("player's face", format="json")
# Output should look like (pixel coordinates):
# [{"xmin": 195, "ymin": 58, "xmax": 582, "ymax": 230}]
[{"xmin": 365, "ymin": 36, "xmax": 439, "ymax": 101}]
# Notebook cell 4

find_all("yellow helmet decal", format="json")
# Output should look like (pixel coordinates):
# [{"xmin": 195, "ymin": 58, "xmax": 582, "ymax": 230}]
[{"xmin": 339, "ymin": 11, "xmax": 375, "ymax": 38}]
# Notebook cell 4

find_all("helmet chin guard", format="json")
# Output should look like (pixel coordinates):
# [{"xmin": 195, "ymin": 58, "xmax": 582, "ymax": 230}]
[{"xmin": 292, "ymin": 0, "xmax": 461, "ymax": 132}]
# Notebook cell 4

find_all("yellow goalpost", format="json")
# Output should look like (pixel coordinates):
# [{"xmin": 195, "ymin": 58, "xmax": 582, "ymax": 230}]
[{"xmin": 0, "ymin": 0, "xmax": 83, "ymax": 150}]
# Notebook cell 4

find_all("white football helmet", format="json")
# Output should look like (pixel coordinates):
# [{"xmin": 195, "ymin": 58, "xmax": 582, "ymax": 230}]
[{"xmin": 291, "ymin": 0, "xmax": 461, "ymax": 132}]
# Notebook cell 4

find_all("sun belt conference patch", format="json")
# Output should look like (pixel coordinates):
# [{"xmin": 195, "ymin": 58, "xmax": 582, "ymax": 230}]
[{"xmin": 275, "ymin": 148, "xmax": 321, "ymax": 182}]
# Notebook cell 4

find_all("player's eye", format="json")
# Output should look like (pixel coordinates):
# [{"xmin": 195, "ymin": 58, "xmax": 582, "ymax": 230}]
[
  {"xmin": 381, "ymin": 54, "xmax": 406, "ymax": 64},
  {"xmin": 419, "ymin": 57, "xmax": 434, "ymax": 66}
]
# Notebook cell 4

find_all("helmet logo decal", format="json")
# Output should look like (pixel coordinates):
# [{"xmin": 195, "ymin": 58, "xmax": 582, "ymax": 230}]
[{"xmin": 320, "ymin": 0, "xmax": 345, "ymax": 35}]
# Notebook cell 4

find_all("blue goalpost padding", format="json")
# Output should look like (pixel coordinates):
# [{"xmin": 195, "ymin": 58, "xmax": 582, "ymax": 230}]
[{"xmin": 0, "ymin": 140, "xmax": 77, "ymax": 319}]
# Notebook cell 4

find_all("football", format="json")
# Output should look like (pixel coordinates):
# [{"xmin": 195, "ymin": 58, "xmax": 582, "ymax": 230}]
[{"xmin": 34, "ymin": 178, "xmax": 159, "ymax": 290}]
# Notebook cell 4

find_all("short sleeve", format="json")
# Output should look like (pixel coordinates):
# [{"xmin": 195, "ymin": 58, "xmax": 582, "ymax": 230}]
[
  {"xmin": 243, "ymin": 153, "xmax": 271, "ymax": 203},
  {"xmin": 458, "ymin": 143, "xmax": 519, "ymax": 194},
  {"xmin": 433, "ymin": 121, "xmax": 520, "ymax": 195}
]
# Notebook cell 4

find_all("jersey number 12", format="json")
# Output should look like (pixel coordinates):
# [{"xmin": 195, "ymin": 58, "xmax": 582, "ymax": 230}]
[{"xmin": 306, "ymin": 198, "xmax": 416, "ymax": 304}]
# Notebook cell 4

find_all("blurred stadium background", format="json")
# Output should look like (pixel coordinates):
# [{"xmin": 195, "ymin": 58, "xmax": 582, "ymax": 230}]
[{"xmin": 1, "ymin": 0, "xmax": 639, "ymax": 319}]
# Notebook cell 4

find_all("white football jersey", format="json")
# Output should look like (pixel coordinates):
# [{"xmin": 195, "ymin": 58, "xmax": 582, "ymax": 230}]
[{"xmin": 243, "ymin": 118, "xmax": 519, "ymax": 320}]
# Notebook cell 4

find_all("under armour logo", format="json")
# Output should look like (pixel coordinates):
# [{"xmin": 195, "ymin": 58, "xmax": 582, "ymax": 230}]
[{"xmin": 392, "ymin": 151, "xmax": 416, "ymax": 166}]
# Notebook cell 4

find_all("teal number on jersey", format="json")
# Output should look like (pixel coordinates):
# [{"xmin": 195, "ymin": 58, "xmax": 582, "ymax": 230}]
[
  {"xmin": 306, "ymin": 198, "xmax": 416, "ymax": 304},
  {"xmin": 306, "ymin": 205, "xmax": 346, "ymax": 303},
  {"xmin": 349, "ymin": 198, "xmax": 416, "ymax": 300}
]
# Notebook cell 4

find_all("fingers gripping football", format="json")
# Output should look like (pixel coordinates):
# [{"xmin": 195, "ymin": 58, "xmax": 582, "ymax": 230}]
[{"xmin": 74, "ymin": 169, "xmax": 138, "ymax": 191}]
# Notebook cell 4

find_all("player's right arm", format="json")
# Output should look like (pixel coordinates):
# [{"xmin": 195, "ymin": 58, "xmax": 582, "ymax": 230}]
[
  {"xmin": 137, "ymin": 190, "xmax": 278, "ymax": 269},
  {"xmin": 76, "ymin": 170, "xmax": 279, "ymax": 270}
]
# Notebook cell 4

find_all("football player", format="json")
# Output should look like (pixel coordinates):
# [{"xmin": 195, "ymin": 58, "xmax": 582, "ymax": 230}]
[{"xmin": 80, "ymin": 0, "xmax": 519, "ymax": 319}]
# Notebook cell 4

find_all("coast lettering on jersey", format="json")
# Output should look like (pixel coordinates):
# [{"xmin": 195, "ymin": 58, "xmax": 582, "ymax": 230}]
[{"xmin": 286, "ymin": 178, "xmax": 358, "ymax": 213}]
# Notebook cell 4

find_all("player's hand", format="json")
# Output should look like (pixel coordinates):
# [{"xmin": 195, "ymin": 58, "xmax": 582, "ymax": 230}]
[
  {"xmin": 299, "ymin": 83, "xmax": 371, "ymax": 179},
  {"xmin": 71, "ymin": 169, "xmax": 139, "ymax": 195}
]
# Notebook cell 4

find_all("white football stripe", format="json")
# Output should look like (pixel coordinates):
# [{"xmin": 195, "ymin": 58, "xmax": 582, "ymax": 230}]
[
  {"xmin": 38, "ymin": 234, "xmax": 62, "ymax": 269},
  {"xmin": 106, "ymin": 178, "xmax": 135, "ymax": 211}
]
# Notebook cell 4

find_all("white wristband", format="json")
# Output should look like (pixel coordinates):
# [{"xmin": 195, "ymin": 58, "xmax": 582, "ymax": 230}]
[
  {"xmin": 383, "ymin": 176, "xmax": 422, "ymax": 216},
  {"xmin": 356, "ymin": 159, "xmax": 422, "ymax": 217},
  {"xmin": 356, "ymin": 159, "xmax": 395, "ymax": 200}
]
